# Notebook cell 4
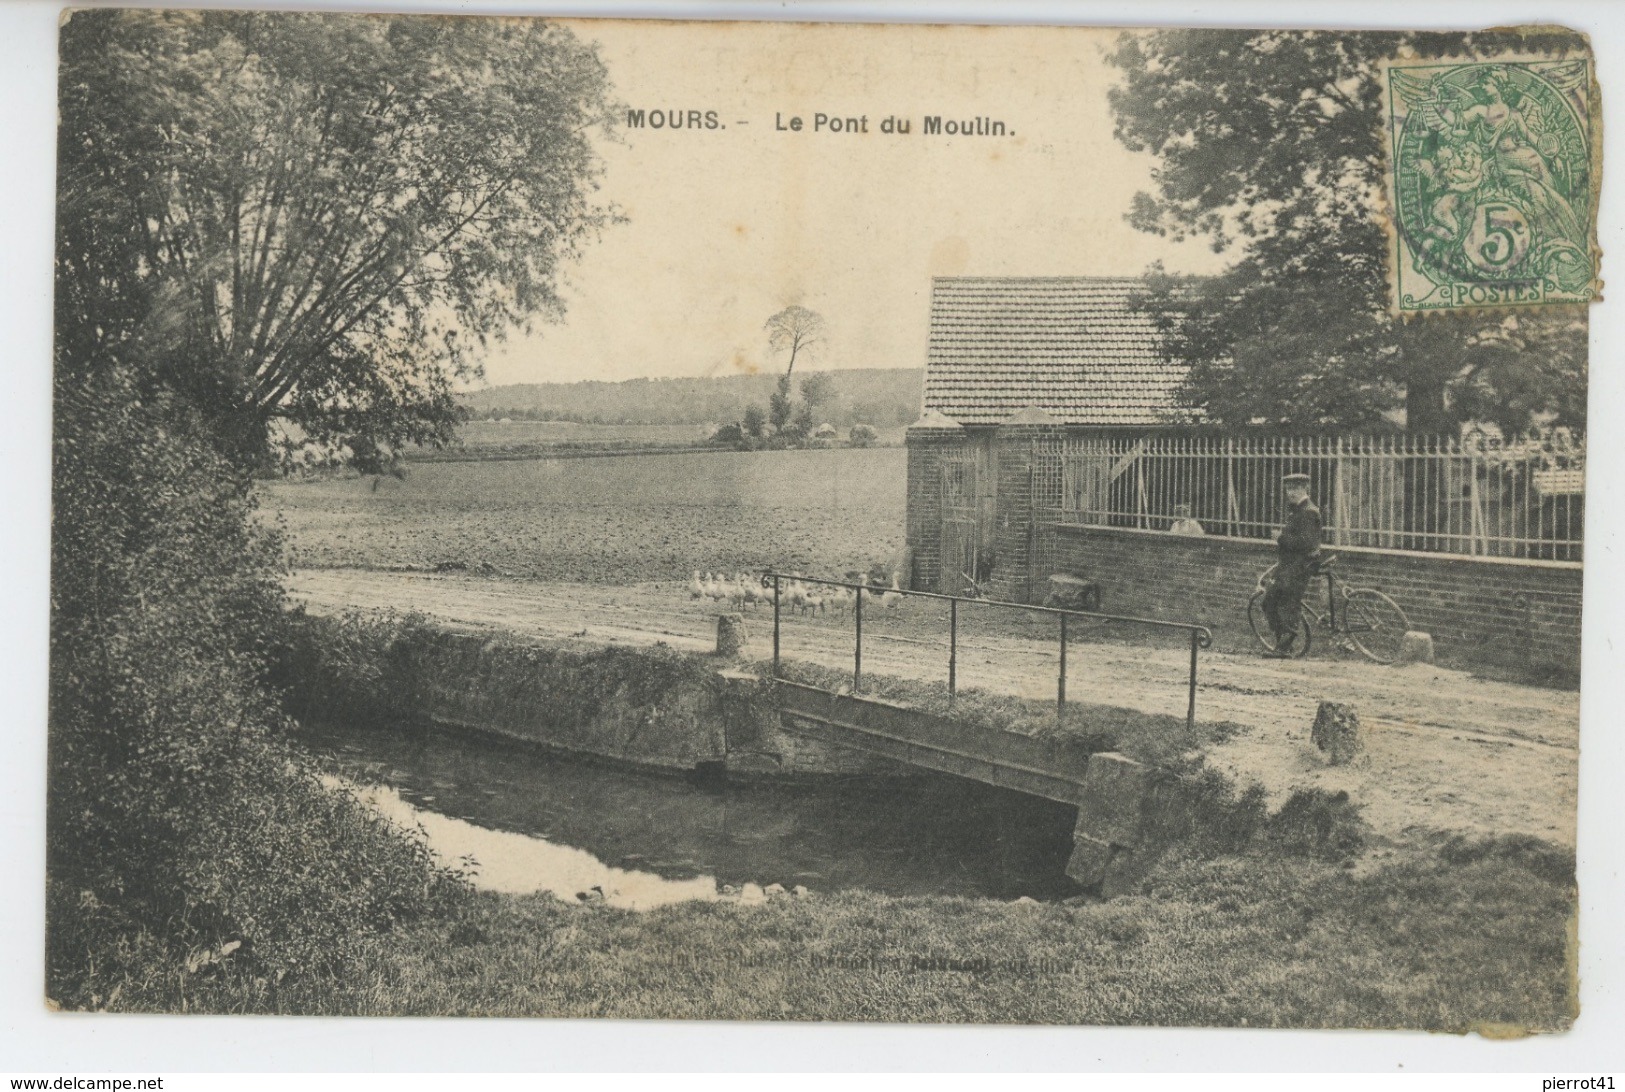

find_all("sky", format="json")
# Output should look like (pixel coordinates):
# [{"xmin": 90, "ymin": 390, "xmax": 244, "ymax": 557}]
[{"xmin": 474, "ymin": 19, "xmax": 1232, "ymax": 388}]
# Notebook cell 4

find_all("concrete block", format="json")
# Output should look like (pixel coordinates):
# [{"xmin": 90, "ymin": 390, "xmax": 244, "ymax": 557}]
[
  {"xmin": 1043, "ymin": 573, "xmax": 1103, "ymax": 612},
  {"xmin": 1311, "ymin": 701, "xmax": 1362, "ymax": 766},
  {"xmin": 724, "ymin": 750, "xmax": 785, "ymax": 775},
  {"xmin": 715, "ymin": 613, "xmax": 748, "ymax": 658},
  {"xmin": 1101, "ymin": 850, "xmax": 1149, "ymax": 899},
  {"xmin": 1075, "ymin": 752, "xmax": 1150, "ymax": 847},
  {"xmin": 1396, "ymin": 631, "xmax": 1435, "ymax": 664},
  {"xmin": 1065, "ymin": 832, "xmax": 1115, "ymax": 887}
]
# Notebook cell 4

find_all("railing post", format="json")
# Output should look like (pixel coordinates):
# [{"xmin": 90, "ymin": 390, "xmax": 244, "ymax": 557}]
[
  {"xmin": 948, "ymin": 597, "xmax": 958, "ymax": 702},
  {"xmin": 1058, "ymin": 613, "xmax": 1068, "ymax": 720},
  {"xmin": 1187, "ymin": 628, "xmax": 1199, "ymax": 732},
  {"xmin": 772, "ymin": 574, "xmax": 781, "ymax": 678},
  {"xmin": 853, "ymin": 584, "xmax": 863, "ymax": 694}
]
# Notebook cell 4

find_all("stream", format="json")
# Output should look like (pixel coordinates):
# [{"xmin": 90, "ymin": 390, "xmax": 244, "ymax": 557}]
[{"xmin": 304, "ymin": 718, "xmax": 1083, "ymax": 910}]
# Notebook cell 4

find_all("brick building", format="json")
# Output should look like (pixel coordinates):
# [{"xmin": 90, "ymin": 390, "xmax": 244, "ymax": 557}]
[
  {"xmin": 907, "ymin": 275, "xmax": 1194, "ymax": 601},
  {"xmin": 904, "ymin": 275, "xmax": 1583, "ymax": 679}
]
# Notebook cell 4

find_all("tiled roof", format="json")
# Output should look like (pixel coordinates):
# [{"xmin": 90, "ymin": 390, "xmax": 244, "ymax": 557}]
[{"xmin": 922, "ymin": 276, "xmax": 1195, "ymax": 427}]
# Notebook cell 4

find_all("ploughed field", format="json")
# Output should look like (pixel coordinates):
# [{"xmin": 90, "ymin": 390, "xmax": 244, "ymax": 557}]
[{"xmin": 261, "ymin": 447, "xmax": 906, "ymax": 584}]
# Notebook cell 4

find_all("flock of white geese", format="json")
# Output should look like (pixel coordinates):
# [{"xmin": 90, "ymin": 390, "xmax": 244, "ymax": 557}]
[{"xmin": 687, "ymin": 571, "xmax": 905, "ymax": 616}]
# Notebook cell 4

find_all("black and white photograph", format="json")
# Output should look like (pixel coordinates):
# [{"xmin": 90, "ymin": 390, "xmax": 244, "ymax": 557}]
[{"xmin": 12, "ymin": 0, "xmax": 1624, "ymax": 1067}]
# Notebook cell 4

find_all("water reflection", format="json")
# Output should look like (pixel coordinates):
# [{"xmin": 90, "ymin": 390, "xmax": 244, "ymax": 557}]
[
  {"xmin": 343, "ymin": 780, "xmax": 720, "ymax": 909},
  {"xmin": 306, "ymin": 718, "xmax": 1081, "ymax": 907}
]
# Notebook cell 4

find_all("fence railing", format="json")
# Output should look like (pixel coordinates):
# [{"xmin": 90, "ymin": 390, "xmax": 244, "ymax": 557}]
[
  {"xmin": 761, "ymin": 572, "xmax": 1214, "ymax": 730},
  {"xmin": 1035, "ymin": 429, "xmax": 1584, "ymax": 563}
]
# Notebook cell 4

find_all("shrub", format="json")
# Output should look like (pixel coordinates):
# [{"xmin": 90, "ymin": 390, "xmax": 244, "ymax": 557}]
[
  {"xmin": 1265, "ymin": 789, "xmax": 1368, "ymax": 861},
  {"xmin": 709, "ymin": 422, "xmax": 746, "ymax": 447},
  {"xmin": 849, "ymin": 423, "xmax": 879, "ymax": 448},
  {"xmin": 274, "ymin": 609, "xmax": 442, "ymax": 728},
  {"xmin": 48, "ymin": 368, "xmax": 463, "ymax": 1009}
]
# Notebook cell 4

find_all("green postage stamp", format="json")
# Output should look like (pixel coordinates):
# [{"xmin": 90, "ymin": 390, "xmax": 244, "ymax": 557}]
[{"xmin": 1383, "ymin": 55, "xmax": 1599, "ymax": 314}]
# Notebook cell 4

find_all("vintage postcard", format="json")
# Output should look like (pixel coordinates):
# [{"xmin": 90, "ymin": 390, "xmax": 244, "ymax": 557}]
[{"xmin": 47, "ymin": 10, "xmax": 1590, "ymax": 1034}]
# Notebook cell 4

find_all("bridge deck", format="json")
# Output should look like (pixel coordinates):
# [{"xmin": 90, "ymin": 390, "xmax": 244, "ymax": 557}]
[{"xmin": 771, "ymin": 680, "xmax": 1092, "ymax": 806}]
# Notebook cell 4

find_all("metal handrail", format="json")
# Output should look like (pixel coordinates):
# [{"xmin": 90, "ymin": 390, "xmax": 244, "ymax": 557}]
[{"xmin": 759, "ymin": 572, "xmax": 1214, "ymax": 730}]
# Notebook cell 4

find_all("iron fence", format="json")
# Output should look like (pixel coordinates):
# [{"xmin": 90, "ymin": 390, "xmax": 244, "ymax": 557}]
[{"xmin": 1036, "ymin": 429, "xmax": 1584, "ymax": 563}]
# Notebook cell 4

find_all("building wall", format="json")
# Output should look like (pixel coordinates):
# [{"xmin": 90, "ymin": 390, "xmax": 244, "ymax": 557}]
[
  {"xmin": 906, "ymin": 421, "xmax": 1583, "ymax": 678},
  {"xmin": 905, "ymin": 428, "xmax": 956, "ymax": 593},
  {"xmin": 1036, "ymin": 523, "xmax": 1582, "ymax": 679}
]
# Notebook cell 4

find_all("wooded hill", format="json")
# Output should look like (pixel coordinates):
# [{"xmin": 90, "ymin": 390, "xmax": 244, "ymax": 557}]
[{"xmin": 462, "ymin": 368, "xmax": 925, "ymax": 428}]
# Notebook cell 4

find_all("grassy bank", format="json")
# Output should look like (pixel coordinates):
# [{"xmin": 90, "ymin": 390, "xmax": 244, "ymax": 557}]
[
  {"xmin": 202, "ymin": 610, "xmax": 1575, "ymax": 1030},
  {"xmin": 104, "ymin": 837, "xmax": 1574, "ymax": 1030}
]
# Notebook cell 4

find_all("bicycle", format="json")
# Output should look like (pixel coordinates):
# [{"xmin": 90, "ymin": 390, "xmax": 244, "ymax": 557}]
[{"xmin": 1247, "ymin": 553, "xmax": 1412, "ymax": 664}]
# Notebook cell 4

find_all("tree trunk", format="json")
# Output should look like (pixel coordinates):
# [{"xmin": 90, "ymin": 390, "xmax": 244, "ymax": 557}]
[{"xmin": 1404, "ymin": 373, "xmax": 1451, "ymax": 435}]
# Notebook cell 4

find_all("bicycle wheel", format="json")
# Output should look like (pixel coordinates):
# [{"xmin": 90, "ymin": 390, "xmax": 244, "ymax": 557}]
[
  {"xmin": 1344, "ymin": 589, "xmax": 1410, "ymax": 664},
  {"xmin": 1248, "ymin": 590, "xmax": 1313, "ymax": 658}
]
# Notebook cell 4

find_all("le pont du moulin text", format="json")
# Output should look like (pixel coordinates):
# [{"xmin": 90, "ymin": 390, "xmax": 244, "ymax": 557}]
[{"xmin": 625, "ymin": 109, "xmax": 1011, "ymax": 137}]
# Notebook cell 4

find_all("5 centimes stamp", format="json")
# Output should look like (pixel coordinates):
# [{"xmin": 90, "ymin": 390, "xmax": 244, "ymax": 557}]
[{"xmin": 1383, "ymin": 55, "xmax": 1598, "ymax": 314}]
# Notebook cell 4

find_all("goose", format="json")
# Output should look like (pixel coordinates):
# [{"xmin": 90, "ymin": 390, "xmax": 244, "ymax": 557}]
[{"xmin": 880, "ymin": 575, "xmax": 905, "ymax": 610}]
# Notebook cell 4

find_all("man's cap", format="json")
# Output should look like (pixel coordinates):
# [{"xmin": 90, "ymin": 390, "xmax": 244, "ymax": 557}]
[{"xmin": 1282, "ymin": 473, "xmax": 1311, "ymax": 485}]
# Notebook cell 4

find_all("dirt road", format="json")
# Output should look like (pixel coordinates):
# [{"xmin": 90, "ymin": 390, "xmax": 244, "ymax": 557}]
[{"xmin": 288, "ymin": 568, "xmax": 1579, "ymax": 849}]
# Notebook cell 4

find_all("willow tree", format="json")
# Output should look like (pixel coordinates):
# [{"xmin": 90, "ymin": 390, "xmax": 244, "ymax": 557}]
[
  {"xmin": 56, "ymin": 9, "xmax": 619, "ymax": 467},
  {"xmin": 1109, "ymin": 28, "xmax": 1588, "ymax": 433}
]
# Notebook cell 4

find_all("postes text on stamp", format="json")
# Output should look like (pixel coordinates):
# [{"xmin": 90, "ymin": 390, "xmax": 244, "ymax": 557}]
[{"xmin": 1383, "ymin": 56, "xmax": 1596, "ymax": 314}]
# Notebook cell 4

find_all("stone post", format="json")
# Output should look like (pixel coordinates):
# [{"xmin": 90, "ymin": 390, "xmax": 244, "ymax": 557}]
[
  {"xmin": 1311, "ymin": 701, "xmax": 1362, "ymax": 765},
  {"xmin": 716, "ymin": 614, "xmax": 748, "ymax": 658},
  {"xmin": 1396, "ymin": 631, "xmax": 1436, "ymax": 664}
]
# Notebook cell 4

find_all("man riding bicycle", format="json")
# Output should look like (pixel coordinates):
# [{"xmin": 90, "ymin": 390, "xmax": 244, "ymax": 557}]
[{"xmin": 1261, "ymin": 472, "xmax": 1322, "ymax": 657}]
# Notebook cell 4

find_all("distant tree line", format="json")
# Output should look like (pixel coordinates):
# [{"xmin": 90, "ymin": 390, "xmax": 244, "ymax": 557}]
[{"xmin": 467, "ymin": 367, "xmax": 923, "ymax": 429}]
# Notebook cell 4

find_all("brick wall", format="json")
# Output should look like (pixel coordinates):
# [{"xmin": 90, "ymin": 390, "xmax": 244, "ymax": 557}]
[
  {"xmin": 989, "ymin": 422, "xmax": 1065, "ymax": 603},
  {"xmin": 1036, "ymin": 523, "xmax": 1582, "ymax": 679},
  {"xmin": 904, "ymin": 426, "xmax": 961, "ymax": 593}
]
